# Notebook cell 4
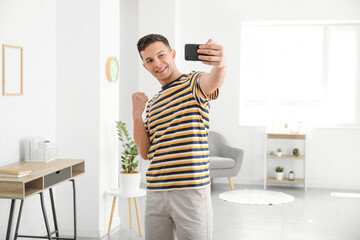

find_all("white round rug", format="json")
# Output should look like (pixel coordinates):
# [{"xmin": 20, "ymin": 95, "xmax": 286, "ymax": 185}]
[{"xmin": 218, "ymin": 189, "xmax": 294, "ymax": 205}]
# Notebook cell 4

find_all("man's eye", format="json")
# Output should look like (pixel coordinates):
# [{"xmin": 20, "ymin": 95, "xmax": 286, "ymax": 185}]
[
  {"xmin": 147, "ymin": 60, "xmax": 152, "ymax": 64},
  {"xmin": 159, "ymin": 54, "xmax": 164, "ymax": 57}
]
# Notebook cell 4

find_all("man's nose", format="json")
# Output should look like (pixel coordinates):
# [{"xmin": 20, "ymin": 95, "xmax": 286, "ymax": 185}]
[{"xmin": 154, "ymin": 58, "xmax": 161, "ymax": 66}]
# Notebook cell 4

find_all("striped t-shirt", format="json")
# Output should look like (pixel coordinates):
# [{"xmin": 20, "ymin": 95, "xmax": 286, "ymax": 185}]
[{"xmin": 144, "ymin": 71, "xmax": 219, "ymax": 191}]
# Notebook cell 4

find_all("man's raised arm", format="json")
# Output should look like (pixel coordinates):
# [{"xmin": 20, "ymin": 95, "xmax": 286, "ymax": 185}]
[
  {"xmin": 132, "ymin": 92, "xmax": 150, "ymax": 160},
  {"xmin": 197, "ymin": 39, "xmax": 226, "ymax": 96}
]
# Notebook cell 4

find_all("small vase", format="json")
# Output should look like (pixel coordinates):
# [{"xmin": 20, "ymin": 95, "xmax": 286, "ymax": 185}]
[
  {"xmin": 119, "ymin": 171, "xmax": 141, "ymax": 194},
  {"xmin": 288, "ymin": 171, "xmax": 295, "ymax": 181},
  {"xmin": 277, "ymin": 152, "xmax": 282, "ymax": 157},
  {"xmin": 276, "ymin": 172, "xmax": 284, "ymax": 181}
]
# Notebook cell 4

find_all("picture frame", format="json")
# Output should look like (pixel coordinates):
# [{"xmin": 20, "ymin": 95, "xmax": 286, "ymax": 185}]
[{"xmin": 2, "ymin": 44, "xmax": 24, "ymax": 96}]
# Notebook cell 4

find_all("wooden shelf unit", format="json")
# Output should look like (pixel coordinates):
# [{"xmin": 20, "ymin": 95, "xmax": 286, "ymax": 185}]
[{"xmin": 264, "ymin": 132, "xmax": 306, "ymax": 191}]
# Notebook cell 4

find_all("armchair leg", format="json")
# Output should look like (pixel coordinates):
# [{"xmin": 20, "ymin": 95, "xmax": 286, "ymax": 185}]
[{"xmin": 228, "ymin": 177, "xmax": 234, "ymax": 190}]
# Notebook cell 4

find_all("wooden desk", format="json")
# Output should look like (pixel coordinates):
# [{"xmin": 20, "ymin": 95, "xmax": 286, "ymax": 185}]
[{"xmin": 0, "ymin": 159, "xmax": 85, "ymax": 240}]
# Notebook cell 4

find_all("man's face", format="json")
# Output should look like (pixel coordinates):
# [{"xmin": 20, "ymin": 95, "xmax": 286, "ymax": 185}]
[{"xmin": 141, "ymin": 41, "xmax": 177, "ymax": 85}]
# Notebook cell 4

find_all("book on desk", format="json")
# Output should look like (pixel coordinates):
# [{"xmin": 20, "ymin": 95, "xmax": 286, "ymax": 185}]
[{"xmin": 0, "ymin": 169, "xmax": 32, "ymax": 178}]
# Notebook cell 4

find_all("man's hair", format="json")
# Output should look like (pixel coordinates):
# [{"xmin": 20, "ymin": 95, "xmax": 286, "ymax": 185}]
[{"xmin": 137, "ymin": 34, "xmax": 172, "ymax": 59}]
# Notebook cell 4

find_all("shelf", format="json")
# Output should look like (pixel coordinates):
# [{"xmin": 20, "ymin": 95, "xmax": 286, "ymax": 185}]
[
  {"xmin": 267, "ymin": 155, "xmax": 305, "ymax": 160},
  {"xmin": 264, "ymin": 131, "xmax": 306, "ymax": 191},
  {"xmin": 72, "ymin": 162, "xmax": 85, "ymax": 177},
  {"xmin": 266, "ymin": 132, "xmax": 305, "ymax": 139},
  {"xmin": 267, "ymin": 177, "xmax": 304, "ymax": 184},
  {"xmin": 25, "ymin": 177, "xmax": 43, "ymax": 197}
]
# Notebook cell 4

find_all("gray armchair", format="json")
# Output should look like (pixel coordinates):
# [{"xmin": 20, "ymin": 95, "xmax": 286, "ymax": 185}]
[{"xmin": 208, "ymin": 131, "xmax": 244, "ymax": 190}]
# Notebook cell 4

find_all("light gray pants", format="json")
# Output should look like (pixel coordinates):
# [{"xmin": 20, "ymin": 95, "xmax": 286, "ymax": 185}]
[{"xmin": 145, "ymin": 186, "xmax": 213, "ymax": 240}]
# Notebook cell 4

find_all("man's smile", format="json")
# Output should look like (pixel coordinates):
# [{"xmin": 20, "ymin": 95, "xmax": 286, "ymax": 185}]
[{"xmin": 156, "ymin": 66, "xmax": 167, "ymax": 73}]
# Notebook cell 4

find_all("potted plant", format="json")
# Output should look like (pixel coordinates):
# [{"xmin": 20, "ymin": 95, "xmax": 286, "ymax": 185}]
[
  {"xmin": 276, "ymin": 148, "xmax": 282, "ymax": 157},
  {"xmin": 116, "ymin": 121, "xmax": 140, "ymax": 193},
  {"xmin": 275, "ymin": 166, "xmax": 284, "ymax": 180}
]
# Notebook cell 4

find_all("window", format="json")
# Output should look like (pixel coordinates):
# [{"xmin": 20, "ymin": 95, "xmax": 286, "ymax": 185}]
[{"xmin": 239, "ymin": 22, "xmax": 360, "ymax": 127}]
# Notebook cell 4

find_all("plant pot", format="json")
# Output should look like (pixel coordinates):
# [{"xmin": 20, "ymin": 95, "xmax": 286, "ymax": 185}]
[
  {"xmin": 119, "ymin": 171, "xmax": 141, "ymax": 194},
  {"xmin": 276, "ymin": 172, "xmax": 284, "ymax": 181},
  {"xmin": 277, "ymin": 152, "xmax": 282, "ymax": 157}
]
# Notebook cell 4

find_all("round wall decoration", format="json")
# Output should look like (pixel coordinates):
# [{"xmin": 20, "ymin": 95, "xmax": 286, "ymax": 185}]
[{"xmin": 106, "ymin": 57, "xmax": 119, "ymax": 82}]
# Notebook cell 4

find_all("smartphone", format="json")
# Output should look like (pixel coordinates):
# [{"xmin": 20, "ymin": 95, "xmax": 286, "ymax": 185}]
[{"xmin": 185, "ymin": 44, "xmax": 207, "ymax": 61}]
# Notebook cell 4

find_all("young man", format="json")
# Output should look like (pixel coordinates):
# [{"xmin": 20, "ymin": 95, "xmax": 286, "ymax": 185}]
[{"xmin": 132, "ymin": 34, "xmax": 226, "ymax": 240}]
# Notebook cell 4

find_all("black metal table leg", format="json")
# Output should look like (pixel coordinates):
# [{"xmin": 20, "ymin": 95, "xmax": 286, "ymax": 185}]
[
  {"xmin": 49, "ymin": 188, "xmax": 59, "ymax": 238},
  {"xmin": 7, "ymin": 180, "xmax": 78, "ymax": 240},
  {"xmin": 40, "ymin": 192, "xmax": 53, "ymax": 240},
  {"xmin": 6, "ymin": 199, "xmax": 16, "ymax": 240},
  {"xmin": 71, "ymin": 179, "xmax": 77, "ymax": 239},
  {"xmin": 13, "ymin": 200, "xmax": 24, "ymax": 240}
]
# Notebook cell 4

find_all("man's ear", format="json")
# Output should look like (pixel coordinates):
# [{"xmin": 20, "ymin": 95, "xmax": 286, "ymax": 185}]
[{"xmin": 171, "ymin": 49, "xmax": 176, "ymax": 59}]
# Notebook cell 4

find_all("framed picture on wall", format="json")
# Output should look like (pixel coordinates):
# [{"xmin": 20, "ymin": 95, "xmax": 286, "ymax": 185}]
[{"xmin": 2, "ymin": 44, "xmax": 24, "ymax": 96}]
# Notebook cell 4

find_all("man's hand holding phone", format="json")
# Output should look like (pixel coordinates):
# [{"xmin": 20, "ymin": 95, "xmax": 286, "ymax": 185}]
[
  {"xmin": 185, "ymin": 39, "xmax": 225, "ymax": 68},
  {"xmin": 197, "ymin": 39, "xmax": 225, "ymax": 68}
]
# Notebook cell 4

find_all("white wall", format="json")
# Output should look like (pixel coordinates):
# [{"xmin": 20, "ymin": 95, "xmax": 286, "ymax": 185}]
[
  {"xmin": 0, "ymin": 0, "xmax": 57, "ymax": 238},
  {"xmin": 56, "ymin": 0, "xmax": 119, "ymax": 237},
  {"xmin": 56, "ymin": 0, "xmax": 101, "ymax": 236},
  {"xmin": 119, "ymin": 0, "xmax": 139, "ymax": 125},
  {"xmin": 99, "ymin": 0, "xmax": 120, "ymax": 234},
  {"xmin": 136, "ymin": 0, "xmax": 360, "ymax": 189}
]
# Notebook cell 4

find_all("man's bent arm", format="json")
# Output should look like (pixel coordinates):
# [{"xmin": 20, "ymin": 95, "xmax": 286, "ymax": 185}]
[
  {"xmin": 133, "ymin": 114, "xmax": 150, "ymax": 160},
  {"xmin": 132, "ymin": 92, "xmax": 150, "ymax": 160}
]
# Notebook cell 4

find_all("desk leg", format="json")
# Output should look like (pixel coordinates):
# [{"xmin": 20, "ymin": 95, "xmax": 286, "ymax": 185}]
[
  {"xmin": 6, "ymin": 199, "xmax": 16, "ymax": 240},
  {"xmin": 71, "ymin": 179, "xmax": 77, "ymax": 239},
  {"xmin": 134, "ymin": 198, "xmax": 142, "ymax": 237},
  {"xmin": 40, "ymin": 192, "xmax": 53, "ymax": 240},
  {"xmin": 49, "ymin": 188, "xmax": 59, "ymax": 238},
  {"xmin": 14, "ymin": 200, "xmax": 24, "ymax": 240}
]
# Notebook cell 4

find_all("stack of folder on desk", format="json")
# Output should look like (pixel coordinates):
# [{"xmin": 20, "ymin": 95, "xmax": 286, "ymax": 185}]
[{"xmin": 0, "ymin": 168, "xmax": 32, "ymax": 178}]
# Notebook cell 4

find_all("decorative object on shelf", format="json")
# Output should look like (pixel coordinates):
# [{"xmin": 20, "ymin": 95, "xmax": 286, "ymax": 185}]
[
  {"xmin": 25, "ymin": 137, "xmax": 58, "ymax": 162},
  {"xmin": 270, "ymin": 150, "xmax": 275, "ymax": 155},
  {"xmin": 275, "ymin": 166, "xmax": 284, "ymax": 180},
  {"xmin": 2, "ymin": 44, "xmax": 24, "ymax": 96},
  {"xmin": 284, "ymin": 123, "xmax": 290, "ymax": 133},
  {"xmin": 288, "ymin": 171, "xmax": 295, "ymax": 181},
  {"xmin": 106, "ymin": 56, "xmax": 119, "ymax": 82},
  {"xmin": 290, "ymin": 121, "xmax": 303, "ymax": 134},
  {"xmin": 116, "ymin": 120, "xmax": 140, "ymax": 194},
  {"xmin": 276, "ymin": 148, "xmax": 282, "ymax": 157},
  {"xmin": 293, "ymin": 148, "xmax": 301, "ymax": 156}
]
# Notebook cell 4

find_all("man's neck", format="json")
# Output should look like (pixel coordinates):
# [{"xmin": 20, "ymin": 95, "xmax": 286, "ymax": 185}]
[{"xmin": 159, "ymin": 70, "xmax": 183, "ymax": 86}]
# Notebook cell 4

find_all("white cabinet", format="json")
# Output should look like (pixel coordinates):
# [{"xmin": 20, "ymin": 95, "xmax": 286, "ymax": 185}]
[{"xmin": 264, "ymin": 132, "xmax": 306, "ymax": 191}]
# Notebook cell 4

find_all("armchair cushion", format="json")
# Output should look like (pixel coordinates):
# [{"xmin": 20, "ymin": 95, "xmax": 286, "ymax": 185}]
[{"xmin": 209, "ymin": 156, "xmax": 235, "ymax": 169}]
